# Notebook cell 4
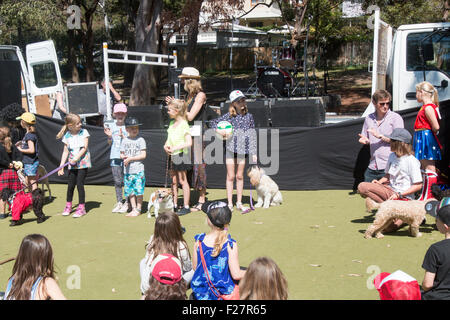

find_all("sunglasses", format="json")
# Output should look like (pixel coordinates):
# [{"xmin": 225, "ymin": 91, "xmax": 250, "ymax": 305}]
[{"xmin": 378, "ymin": 102, "xmax": 390, "ymax": 106}]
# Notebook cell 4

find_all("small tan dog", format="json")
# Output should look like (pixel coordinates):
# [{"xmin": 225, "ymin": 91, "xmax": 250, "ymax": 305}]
[
  {"xmin": 247, "ymin": 165, "xmax": 282, "ymax": 208},
  {"xmin": 14, "ymin": 161, "xmax": 51, "ymax": 199},
  {"xmin": 364, "ymin": 198, "xmax": 432, "ymax": 239},
  {"xmin": 147, "ymin": 188, "xmax": 174, "ymax": 218}
]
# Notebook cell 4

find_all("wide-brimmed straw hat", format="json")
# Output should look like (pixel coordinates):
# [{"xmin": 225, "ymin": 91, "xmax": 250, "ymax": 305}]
[{"xmin": 178, "ymin": 67, "xmax": 201, "ymax": 80}]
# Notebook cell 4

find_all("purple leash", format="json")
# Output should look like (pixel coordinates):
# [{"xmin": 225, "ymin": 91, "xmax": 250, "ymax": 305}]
[{"xmin": 15, "ymin": 161, "xmax": 70, "ymax": 195}]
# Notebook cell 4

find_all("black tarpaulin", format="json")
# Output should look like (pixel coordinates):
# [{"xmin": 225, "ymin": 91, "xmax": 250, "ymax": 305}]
[{"xmin": 35, "ymin": 105, "xmax": 448, "ymax": 190}]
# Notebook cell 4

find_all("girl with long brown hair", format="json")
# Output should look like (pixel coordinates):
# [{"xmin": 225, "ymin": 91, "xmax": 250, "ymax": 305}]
[
  {"xmin": 239, "ymin": 256, "xmax": 288, "ymax": 300},
  {"xmin": 4, "ymin": 234, "xmax": 66, "ymax": 300},
  {"xmin": 139, "ymin": 211, "xmax": 193, "ymax": 296}
]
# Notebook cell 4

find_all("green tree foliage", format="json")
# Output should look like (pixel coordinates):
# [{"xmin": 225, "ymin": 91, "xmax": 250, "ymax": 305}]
[{"xmin": 361, "ymin": 0, "xmax": 445, "ymax": 28}]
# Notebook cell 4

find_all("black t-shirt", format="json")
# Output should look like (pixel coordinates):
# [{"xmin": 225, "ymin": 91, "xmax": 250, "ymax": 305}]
[
  {"xmin": 422, "ymin": 238, "xmax": 450, "ymax": 300},
  {"xmin": 21, "ymin": 132, "xmax": 39, "ymax": 164}
]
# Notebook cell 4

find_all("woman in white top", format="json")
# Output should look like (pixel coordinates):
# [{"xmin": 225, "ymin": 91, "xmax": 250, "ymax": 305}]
[{"xmin": 139, "ymin": 211, "xmax": 193, "ymax": 295}]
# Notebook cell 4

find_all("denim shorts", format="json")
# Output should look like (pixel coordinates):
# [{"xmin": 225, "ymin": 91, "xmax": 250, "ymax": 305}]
[{"xmin": 24, "ymin": 161, "xmax": 39, "ymax": 176}]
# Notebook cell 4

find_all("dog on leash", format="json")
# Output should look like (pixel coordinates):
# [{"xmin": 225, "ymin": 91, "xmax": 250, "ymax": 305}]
[
  {"xmin": 147, "ymin": 188, "xmax": 174, "ymax": 218},
  {"xmin": 14, "ymin": 161, "xmax": 52, "ymax": 199},
  {"xmin": 247, "ymin": 165, "xmax": 282, "ymax": 208},
  {"xmin": 364, "ymin": 198, "xmax": 433, "ymax": 239},
  {"xmin": 0, "ymin": 188, "xmax": 46, "ymax": 226}
]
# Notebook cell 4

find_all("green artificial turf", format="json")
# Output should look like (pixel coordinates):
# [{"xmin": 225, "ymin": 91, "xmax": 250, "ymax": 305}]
[{"xmin": 0, "ymin": 184, "xmax": 441, "ymax": 300}]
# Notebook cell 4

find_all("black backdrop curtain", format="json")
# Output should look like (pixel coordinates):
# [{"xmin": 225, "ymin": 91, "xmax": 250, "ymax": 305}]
[{"xmin": 36, "ymin": 105, "xmax": 448, "ymax": 190}]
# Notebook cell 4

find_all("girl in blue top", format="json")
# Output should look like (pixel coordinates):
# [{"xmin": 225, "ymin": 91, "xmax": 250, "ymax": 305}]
[
  {"xmin": 4, "ymin": 234, "xmax": 66, "ymax": 300},
  {"xmin": 190, "ymin": 201, "xmax": 246, "ymax": 300}
]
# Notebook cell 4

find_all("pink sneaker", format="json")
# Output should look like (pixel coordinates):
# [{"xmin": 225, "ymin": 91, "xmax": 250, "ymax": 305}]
[
  {"xmin": 73, "ymin": 204, "xmax": 87, "ymax": 218},
  {"xmin": 62, "ymin": 202, "xmax": 72, "ymax": 216}
]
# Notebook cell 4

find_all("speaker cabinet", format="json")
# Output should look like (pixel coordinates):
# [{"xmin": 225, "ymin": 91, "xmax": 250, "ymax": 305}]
[
  {"xmin": 65, "ymin": 82, "xmax": 99, "ymax": 116},
  {"xmin": 270, "ymin": 98, "xmax": 324, "ymax": 127},
  {"xmin": 127, "ymin": 105, "xmax": 167, "ymax": 129}
]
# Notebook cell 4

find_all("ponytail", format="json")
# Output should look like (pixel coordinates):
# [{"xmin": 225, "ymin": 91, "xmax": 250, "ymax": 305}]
[
  {"xmin": 211, "ymin": 224, "xmax": 229, "ymax": 258},
  {"xmin": 56, "ymin": 124, "xmax": 68, "ymax": 140}
]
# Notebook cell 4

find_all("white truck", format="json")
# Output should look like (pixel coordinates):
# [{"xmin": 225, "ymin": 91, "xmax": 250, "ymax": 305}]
[
  {"xmin": 0, "ymin": 40, "xmax": 63, "ymax": 116},
  {"xmin": 364, "ymin": 9, "xmax": 450, "ymax": 116}
]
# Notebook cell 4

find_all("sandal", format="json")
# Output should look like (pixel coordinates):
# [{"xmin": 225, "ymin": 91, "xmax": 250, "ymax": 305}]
[
  {"xmin": 191, "ymin": 202, "xmax": 204, "ymax": 212},
  {"xmin": 126, "ymin": 209, "xmax": 141, "ymax": 217}
]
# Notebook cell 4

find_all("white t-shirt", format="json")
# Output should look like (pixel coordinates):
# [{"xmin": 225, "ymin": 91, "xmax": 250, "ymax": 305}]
[
  {"xmin": 119, "ymin": 136, "xmax": 146, "ymax": 174},
  {"xmin": 385, "ymin": 153, "xmax": 422, "ymax": 198},
  {"xmin": 139, "ymin": 235, "xmax": 193, "ymax": 294}
]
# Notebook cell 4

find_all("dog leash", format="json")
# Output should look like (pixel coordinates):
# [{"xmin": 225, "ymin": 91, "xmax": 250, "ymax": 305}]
[
  {"xmin": 15, "ymin": 161, "xmax": 70, "ymax": 195},
  {"xmin": 249, "ymin": 184, "xmax": 255, "ymax": 211}
]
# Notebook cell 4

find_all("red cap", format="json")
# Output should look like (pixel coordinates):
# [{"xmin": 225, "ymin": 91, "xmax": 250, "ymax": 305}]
[
  {"xmin": 150, "ymin": 254, "xmax": 182, "ymax": 285},
  {"xmin": 374, "ymin": 270, "xmax": 421, "ymax": 300}
]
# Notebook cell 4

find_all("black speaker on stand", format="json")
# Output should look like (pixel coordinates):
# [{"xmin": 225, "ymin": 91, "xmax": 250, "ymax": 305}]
[{"xmin": 270, "ymin": 98, "xmax": 324, "ymax": 127}]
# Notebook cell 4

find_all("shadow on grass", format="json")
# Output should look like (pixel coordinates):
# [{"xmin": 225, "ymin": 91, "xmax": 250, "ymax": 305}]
[
  {"xmin": 351, "ymin": 214, "xmax": 375, "ymax": 224},
  {"xmin": 357, "ymin": 225, "xmax": 435, "ymax": 236},
  {"xmin": 13, "ymin": 216, "xmax": 52, "ymax": 225},
  {"xmin": 85, "ymin": 201, "xmax": 101, "ymax": 212}
]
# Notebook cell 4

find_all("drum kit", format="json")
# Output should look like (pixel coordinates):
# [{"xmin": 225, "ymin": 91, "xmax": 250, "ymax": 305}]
[{"xmin": 247, "ymin": 41, "xmax": 319, "ymax": 98}]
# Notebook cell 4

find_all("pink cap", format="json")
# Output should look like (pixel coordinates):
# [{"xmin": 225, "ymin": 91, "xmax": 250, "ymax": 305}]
[
  {"xmin": 150, "ymin": 254, "xmax": 182, "ymax": 285},
  {"xmin": 113, "ymin": 103, "xmax": 127, "ymax": 114}
]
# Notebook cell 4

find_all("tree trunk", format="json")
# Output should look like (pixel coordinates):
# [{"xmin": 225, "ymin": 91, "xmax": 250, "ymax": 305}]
[
  {"xmin": 123, "ymin": 0, "xmax": 139, "ymax": 87},
  {"xmin": 82, "ymin": 9, "xmax": 96, "ymax": 82},
  {"xmin": 185, "ymin": 0, "xmax": 203, "ymax": 64},
  {"xmin": 292, "ymin": 0, "xmax": 308, "ymax": 47},
  {"xmin": 130, "ymin": 0, "xmax": 163, "ymax": 106},
  {"xmin": 68, "ymin": 29, "xmax": 80, "ymax": 82}
]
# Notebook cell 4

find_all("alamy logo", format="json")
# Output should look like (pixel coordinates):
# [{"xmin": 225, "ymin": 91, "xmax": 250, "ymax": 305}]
[
  {"xmin": 366, "ymin": 4, "xmax": 380, "ymax": 30},
  {"xmin": 67, "ymin": 5, "xmax": 81, "ymax": 30}
]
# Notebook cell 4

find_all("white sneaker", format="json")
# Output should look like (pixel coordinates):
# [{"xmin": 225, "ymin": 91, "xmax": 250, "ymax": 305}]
[
  {"xmin": 112, "ymin": 202, "xmax": 122, "ymax": 213},
  {"xmin": 118, "ymin": 202, "xmax": 129, "ymax": 213}
]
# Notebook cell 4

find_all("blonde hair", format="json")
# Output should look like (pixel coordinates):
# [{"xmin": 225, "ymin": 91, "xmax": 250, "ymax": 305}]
[
  {"xmin": 56, "ymin": 113, "xmax": 81, "ymax": 139},
  {"xmin": 390, "ymin": 140, "xmax": 414, "ymax": 157},
  {"xmin": 416, "ymin": 81, "xmax": 439, "ymax": 107},
  {"xmin": 169, "ymin": 99, "xmax": 187, "ymax": 120},
  {"xmin": 184, "ymin": 79, "xmax": 203, "ymax": 99},
  {"xmin": 239, "ymin": 257, "xmax": 288, "ymax": 300},
  {"xmin": 211, "ymin": 224, "xmax": 229, "ymax": 258},
  {"xmin": 0, "ymin": 126, "xmax": 12, "ymax": 153}
]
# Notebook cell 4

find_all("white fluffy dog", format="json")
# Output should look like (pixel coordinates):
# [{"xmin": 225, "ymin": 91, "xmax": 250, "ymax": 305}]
[
  {"xmin": 247, "ymin": 165, "xmax": 283, "ymax": 208},
  {"xmin": 147, "ymin": 188, "xmax": 174, "ymax": 218}
]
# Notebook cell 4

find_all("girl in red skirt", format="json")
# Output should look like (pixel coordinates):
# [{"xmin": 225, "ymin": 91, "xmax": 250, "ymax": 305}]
[{"xmin": 414, "ymin": 81, "xmax": 442, "ymax": 200}]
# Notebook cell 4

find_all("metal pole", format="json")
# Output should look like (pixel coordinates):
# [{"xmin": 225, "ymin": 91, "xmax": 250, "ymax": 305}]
[
  {"xmin": 230, "ymin": 18, "xmax": 234, "ymax": 91},
  {"xmin": 103, "ymin": 42, "xmax": 112, "ymax": 120},
  {"xmin": 371, "ymin": 8, "xmax": 380, "ymax": 96}
]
